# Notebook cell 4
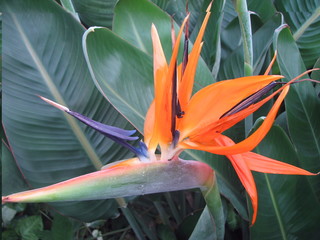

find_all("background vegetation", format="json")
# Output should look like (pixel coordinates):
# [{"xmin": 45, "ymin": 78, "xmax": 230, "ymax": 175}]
[{"xmin": 2, "ymin": 0, "xmax": 320, "ymax": 239}]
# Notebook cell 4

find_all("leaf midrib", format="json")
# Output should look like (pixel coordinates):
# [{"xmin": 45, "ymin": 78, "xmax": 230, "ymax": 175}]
[
  {"xmin": 293, "ymin": 6, "xmax": 320, "ymax": 41},
  {"xmin": 264, "ymin": 173, "xmax": 287, "ymax": 240},
  {"xmin": 8, "ymin": 6, "xmax": 103, "ymax": 170}
]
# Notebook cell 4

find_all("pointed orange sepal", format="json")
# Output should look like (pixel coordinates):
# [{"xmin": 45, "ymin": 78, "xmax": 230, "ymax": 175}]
[
  {"xmin": 178, "ymin": 6, "xmax": 211, "ymax": 110},
  {"xmin": 101, "ymin": 158, "xmax": 141, "ymax": 170},
  {"xmin": 214, "ymin": 135, "xmax": 258, "ymax": 225},
  {"xmin": 243, "ymin": 152, "xmax": 317, "ymax": 175},
  {"xmin": 148, "ymin": 24, "xmax": 169, "ymax": 150},
  {"xmin": 144, "ymin": 100, "xmax": 155, "ymax": 150},
  {"xmin": 148, "ymin": 16, "xmax": 190, "ymax": 151},
  {"xmin": 264, "ymin": 51, "xmax": 277, "ymax": 75}
]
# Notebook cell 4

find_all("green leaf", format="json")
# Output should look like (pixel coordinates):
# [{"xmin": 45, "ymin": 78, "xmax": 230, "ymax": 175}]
[
  {"xmin": 113, "ymin": 0, "xmax": 213, "ymax": 88},
  {"xmin": 2, "ymin": 205, "xmax": 17, "ymax": 226},
  {"xmin": 248, "ymin": 0, "xmax": 276, "ymax": 23},
  {"xmin": 274, "ymin": 0, "xmax": 320, "ymax": 68},
  {"xmin": 60, "ymin": 0, "xmax": 79, "ymax": 20},
  {"xmin": 218, "ymin": 13, "xmax": 282, "ymax": 80},
  {"xmin": 2, "ymin": 0, "xmax": 134, "ymax": 221},
  {"xmin": 151, "ymin": 0, "xmax": 207, "ymax": 36},
  {"xmin": 189, "ymin": 207, "xmax": 216, "ymax": 240},
  {"xmin": 16, "ymin": 215, "xmax": 43, "ymax": 240},
  {"xmin": 72, "ymin": 0, "xmax": 118, "ymax": 28},
  {"xmin": 83, "ymin": 27, "xmax": 153, "ymax": 132},
  {"xmin": 2, "ymin": 230, "xmax": 19, "ymax": 240},
  {"xmin": 274, "ymin": 27, "xmax": 320, "ymax": 199},
  {"xmin": 2, "ymin": 142, "xmax": 29, "ymax": 196},
  {"xmin": 251, "ymin": 124, "xmax": 320, "ymax": 239},
  {"xmin": 51, "ymin": 214, "xmax": 74, "ymax": 240}
]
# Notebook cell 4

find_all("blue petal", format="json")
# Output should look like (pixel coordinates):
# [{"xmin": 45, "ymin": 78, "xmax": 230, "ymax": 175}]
[{"xmin": 68, "ymin": 110, "xmax": 138, "ymax": 141}]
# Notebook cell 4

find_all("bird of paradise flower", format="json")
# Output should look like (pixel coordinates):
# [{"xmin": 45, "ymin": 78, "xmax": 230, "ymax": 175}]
[{"xmin": 2, "ymin": 3, "xmax": 318, "ymax": 226}]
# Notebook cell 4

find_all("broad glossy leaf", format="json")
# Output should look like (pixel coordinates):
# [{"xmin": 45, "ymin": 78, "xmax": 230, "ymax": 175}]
[
  {"xmin": 113, "ymin": 0, "xmax": 213, "ymax": 88},
  {"xmin": 3, "ymin": 0, "xmax": 137, "ymax": 221},
  {"xmin": 2, "ymin": 142, "xmax": 29, "ymax": 195},
  {"xmin": 274, "ymin": 27, "xmax": 320, "ymax": 198},
  {"xmin": 248, "ymin": 0, "xmax": 276, "ymax": 23},
  {"xmin": 151, "ymin": 0, "xmax": 207, "ymax": 36},
  {"xmin": 189, "ymin": 206, "xmax": 216, "ymax": 240},
  {"xmin": 83, "ymin": 27, "xmax": 153, "ymax": 132},
  {"xmin": 274, "ymin": 0, "xmax": 320, "ymax": 68},
  {"xmin": 251, "ymin": 124, "xmax": 320, "ymax": 239},
  {"xmin": 72, "ymin": 0, "xmax": 117, "ymax": 28}
]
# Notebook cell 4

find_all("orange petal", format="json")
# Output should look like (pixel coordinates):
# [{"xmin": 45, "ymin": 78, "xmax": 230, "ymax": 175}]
[
  {"xmin": 179, "ymin": 6, "xmax": 211, "ymax": 110},
  {"xmin": 144, "ymin": 100, "xmax": 155, "ymax": 150},
  {"xmin": 180, "ymin": 86, "xmax": 289, "ymax": 154},
  {"xmin": 149, "ymin": 17, "xmax": 189, "ymax": 150},
  {"xmin": 264, "ymin": 51, "xmax": 277, "ymax": 75},
  {"xmin": 148, "ymin": 24, "xmax": 169, "ymax": 150},
  {"xmin": 214, "ymin": 135, "xmax": 258, "ymax": 225},
  {"xmin": 242, "ymin": 152, "xmax": 317, "ymax": 175},
  {"xmin": 179, "ymin": 75, "xmax": 283, "ymax": 140},
  {"xmin": 101, "ymin": 158, "xmax": 141, "ymax": 170}
]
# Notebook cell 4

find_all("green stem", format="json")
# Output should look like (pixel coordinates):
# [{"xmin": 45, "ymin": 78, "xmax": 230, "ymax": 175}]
[
  {"xmin": 235, "ymin": 0, "xmax": 253, "ymax": 135},
  {"xmin": 202, "ymin": 174, "xmax": 225, "ymax": 240},
  {"xmin": 120, "ymin": 205, "xmax": 146, "ymax": 240},
  {"xmin": 154, "ymin": 201, "xmax": 171, "ymax": 226},
  {"xmin": 165, "ymin": 192, "xmax": 182, "ymax": 224}
]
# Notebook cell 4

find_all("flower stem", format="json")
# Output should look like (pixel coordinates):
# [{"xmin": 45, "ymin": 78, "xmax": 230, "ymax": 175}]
[
  {"xmin": 165, "ymin": 192, "xmax": 182, "ymax": 224},
  {"xmin": 202, "ymin": 174, "xmax": 225, "ymax": 240},
  {"xmin": 120, "ymin": 204, "xmax": 146, "ymax": 240}
]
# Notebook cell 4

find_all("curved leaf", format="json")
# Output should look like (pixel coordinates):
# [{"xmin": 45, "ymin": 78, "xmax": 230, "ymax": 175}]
[
  {"xmin": 83, "ymin": 27, "xmax": 154, "ymax": 132},
  {"xmin": 2, "ymin": 0, "xmax": 137, "ymax": 221},
  {"xmin": 274, "ymin": 0, "xmax": 320, "ymax": 68},
  {"xmin": 251, "ymin": 124, "xmax": 320, "ymax": 239},
  {"xmin": 72, "ymin": 0, "xmax": 117, "ymax": 28},
  {"xmin": 113, "ymin": 0, "xmax": 214, "ymax": 88},
  {"xmin": 151, "ymin": 0, "xmax": 207, "ymax": 36},
  {"xmin": 274, "ymin": 27, "xmax": 320, "ymax": 199}
]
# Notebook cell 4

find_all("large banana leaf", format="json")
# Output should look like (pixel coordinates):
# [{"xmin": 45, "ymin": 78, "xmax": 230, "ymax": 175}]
[
  {"xmin": 251, "ymin": 123, "xmax": 320, "ymax": 239},
  {"xmin": 2, "ymin": 142, "xmax": 29, "ymax": 196},
  {"xmin": 274, "ymin": 0, "xmax": 320, "ymax": 68},
  {"xmin": 274, "ymin": 27, "xmax": 320, "ymax": 199},
  {"xmin": 2, "ymin": 0, "xmax": 136, "ymax": 221}
]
